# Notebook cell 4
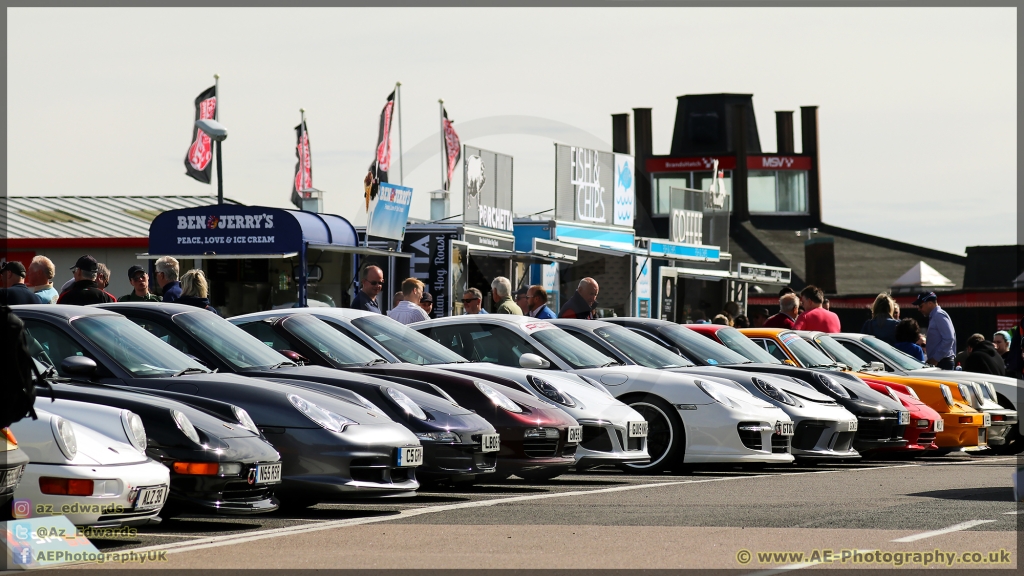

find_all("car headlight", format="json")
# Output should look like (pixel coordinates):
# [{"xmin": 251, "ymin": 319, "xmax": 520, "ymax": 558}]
[
  {"xmin": 386, "ymin": 387, "xmax": 428, "ymax": 420},
  {"xmin": 985, "ymin": 382, "xmax": 998, "ymax": 402},
  {"xmin": 475, "ymin": 381, "xmax": 522, "ymax": 413},
  {"xmin": 231, "ymin": 406, "xmax": 260, "ymax": 434},
  {"xmin": 816, "ymin": 373, "xmax": 851, "ymax": 399},
  {"xmin": 576, "ymin": 374, "xmax": 614, "ymax": 398},
  {"xmin": 528, "ymin": 375, "xmax": 576, "ymax": 407},
  {"xmin": 957, "ymin": 383, "xmax": 974, "ymax": 406},
  {"xmin": 940, "ymin": 383, "xmax": 954, "ymax": 406},
  {"xmin": 414, "ymin": 431, "xmax": 461, "ymax": 443},
  {"xmin": 752, "ymin": 377, "xmax": 796, "ymax": 406},
  {"xmin": 695, "ymin": 380, "xmax": 736, "ymax": 408},
  {"xmin": 287, "ymin": 394, "xmax": 357, "ymax": 432},
  {"xmin": 121, "ymin": 410, "xmax": 147, "ymax": 452},
  {"xmin": 884, "ymin": 386, "xmax": 901, "ymax": 403},
  {"xmin": 51, "ymin": 417, "xmax": 77, "ymax": 460},
  {"xmin": 171, "ymin": 409, "xmax": 202, "ymax": 445}
]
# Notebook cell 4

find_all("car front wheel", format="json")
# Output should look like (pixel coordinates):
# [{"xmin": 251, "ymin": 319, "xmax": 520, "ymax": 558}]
[{"xmin": 620, "ymin": 395, "xmax": 685, "ymax": 474}]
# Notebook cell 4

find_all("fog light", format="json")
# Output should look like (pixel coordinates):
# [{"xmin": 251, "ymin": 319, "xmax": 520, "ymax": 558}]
[
  {"xmin": 172, "ymin": 462, "xmax": 241, "ymax": 475},
  {"xmin": 39, "ymin": 477, "xmax": 93, "ymax": 496},
  {"xmin": 992, "ymin": 415, "xmax": 1005, "ymax": 422},
  {"xmin": 916, "ymin": 419, "xmax": 929, "ymax": 428},
  {"xmin": 959, "ymin": 416, "xmax": 973, "ymax": 424}
]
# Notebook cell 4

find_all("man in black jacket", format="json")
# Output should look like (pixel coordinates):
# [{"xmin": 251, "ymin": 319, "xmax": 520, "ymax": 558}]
[
  {"xmin": 558, "ymin": 277, "xmax": 599, "ymax": 320},
  {"xmin": 962, "ymin": 333, "xmax": 1006, "ymax": 376},
  {"xmin": 0, "ymin": 261, "xmax": 39, "ymax": 305},
  {"xmin": 56, "ymin": 256, "xmax": 116, "ymax": 306}
]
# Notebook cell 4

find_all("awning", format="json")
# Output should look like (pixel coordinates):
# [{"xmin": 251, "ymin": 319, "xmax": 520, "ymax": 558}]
[
  {"xmin": 673, "ymin": 267, "xmax": 733, "ymax": 282},
  {"xmin": 307, "ymin": 244, "xmax": 411, "ymax": 259},
  {"xmin": 562, "ymin": 239, "xmax": 647, "ymax": 258}
]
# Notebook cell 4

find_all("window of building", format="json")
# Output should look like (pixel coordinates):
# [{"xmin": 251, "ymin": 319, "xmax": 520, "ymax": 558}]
[{"xmin": 747, "ymin": 170, "xmax": 808, "ymax": 214}]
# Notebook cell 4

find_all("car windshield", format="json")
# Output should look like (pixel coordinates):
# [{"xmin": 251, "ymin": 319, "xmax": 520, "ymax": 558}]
[
  {"xmin": 284, "ymin": 316, "xmax": 386, "ymax": 366},
  {"xmin": 174, "ymin": 311, "xmax": 289, "ymax": 370},
  {"xmin": 72, "ymin": 316, "xmax": 208, "ymax": 378},
  {"xmin": 533, "ymin": 328, "xmax": 618, "ymax": 369},
  {"xmin": 780, "ymin": 332, "xmax": 837, "ymax": 368},
  {"xmin": 860, "ymin": 336, "xmax": 930, "ymax": 370},
  {"xmin": 813, "ymin": 335, "xmax": 868, "ymax": 371},
  {"xmin": 715, "ymin": 328, "xmax": 781, "ymax": 364},
  {"xmin": 351, "ymin": 315, "xmax": 467, "ymax": 365},
  {"xmin": 660, "ymin": 324, "xmax": 750, "ymax": 366},
  {"xmin": 593, "ymin": 325, "xmax": 694, "ymax": 368}
]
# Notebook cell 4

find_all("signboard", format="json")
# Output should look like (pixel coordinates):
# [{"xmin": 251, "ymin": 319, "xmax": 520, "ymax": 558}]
[
  {"xmin": 737, "ymin": 262, "xmax": 792, "ymax": 284},
  {"xmin": 403, "ymin": 230, "xmax": 460, "ymax": 318},
  {"xmin": 150, "ymin": 205, "xmax": 301, "ymax": 256},
  {"xmin": 668, "ymin": 186, "xmax": 730, "ymax": 255},
  {"xmin": 996, "ymin": 314, "xmax": 1018, "ymax": 331},
  {"xmin": 635, "ymin": 256, "xmax": 651, "ymax": 318},
  {"xmin": 747, "ymin": 155, "xmax": 812, "ymax": 170},
  {"xmin": 555, "ymin": 144, "xmax": 633, "ymax": 228},
  {"xmin": 367, "ymin": 183, "xmax": 413, "ymax": 241},
  {"xmin": 648, "ymin": 240, "xmax": 720, "ymax": 262},
  {"xmin": 647, "ymin": 156, "xmax": 736, "ymax": 173},
  {"xmin": 464, "ymin": 229, "xmax": 515, "ymax": 252},
  {"xmin": 463, "ymin": 146, "xmax": 514, "ymax": 233},
  {"xmin": 670, "ymin": 209, "xmax": 703, "ymax": 245},
  {"xmin": 450, "ymin": 240, "xmax": 469, "ymax": 316}
]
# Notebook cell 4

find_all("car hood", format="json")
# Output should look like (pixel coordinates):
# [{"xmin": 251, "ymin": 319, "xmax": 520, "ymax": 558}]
[
  {"xmin": 572, "ymin": 365, "xmax": 775, "ymax": 410},
  {"xmin": 10, "ymin": 408, "xmax": 148, "ymax": 466},
  {"xmin": 669, "ymin": 366, "xmax": 834, "ymax": 404}
]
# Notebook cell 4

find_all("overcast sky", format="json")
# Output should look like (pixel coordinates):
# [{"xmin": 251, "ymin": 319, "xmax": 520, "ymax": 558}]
[{"xmin": 7, "ymin": 7, "xmax": 1015, "ymax": 255}]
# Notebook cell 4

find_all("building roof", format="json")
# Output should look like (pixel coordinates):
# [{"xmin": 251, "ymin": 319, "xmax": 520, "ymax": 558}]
[
  {"xmin": 730, "ymin": 219, "xmax": 966, "ymax": 296},
  {"xmin": 3, "ymin": 195, "xmax": 237, "ymax": 240}
]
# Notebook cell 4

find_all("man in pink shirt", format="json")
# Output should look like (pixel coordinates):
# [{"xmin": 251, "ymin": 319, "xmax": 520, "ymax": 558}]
[{"xmin": 793, "ymin": 285, "xmax": 841, "ymax": 333}]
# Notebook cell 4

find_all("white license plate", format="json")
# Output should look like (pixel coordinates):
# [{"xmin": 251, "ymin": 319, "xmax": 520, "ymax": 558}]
[
  {"xmin": 566, "ymin": 426, "xmax": 583, "ymax": 444},
  {"xmin": 1, "ymin": 466, "xmax": 22, "ymax": 489},
  {"xmin": 134, "ymin": 485, "xmax": 167, "ymax": 511},
  {"xmin": 978, "ymin": 427, "xmax": 987, "ymax": 447},
  {"xmin": 934, "ymin": 419, "xmax": 944, "ymax": 432},
  {"xmin": 840, "ymin": 420, "xmax": 858, "ymax": 433},
  {"xmin": 983, "ymin": 413, "xmax": 992, "ymax": 427},
  {"xmin": 480, "ymin": 434, "xmax": 500, "ymax": 453},
  {"xmin": 254, "ymin": 463, "xmax": 282, "ymax": 485},
  {"xmin": 628, "ymin": 421, "xmax": 649, "ymax": 438},
  {"xmin": 397, "ymin": 446, "xmax": 423, "ymax": 467},
  {"xmin": 898, "ymin": 411, "xmax": 910, "ymax": 425},
  {"xmin": 774, "ymin": 420, "xmax": 795, "ymax": 436}
]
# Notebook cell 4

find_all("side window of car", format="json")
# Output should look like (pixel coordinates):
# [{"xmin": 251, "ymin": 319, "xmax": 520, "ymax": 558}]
[
  {"xmin": 236, "ymin": 322, "xmax": 290, "ymax": 352},
  {"xmin": 126, "ymin": 317, "xmax": 195, "ymax": 355},
  {"xmin": 753, "ymin": 338, "xmax": 790, "ymax": 362},
  {"xmin": 839, "ymin": 341, "xmax": 879, "ymax": 367},
  {"xmin": 474, "ymin": 325, "xmax": 543, "ymax": 367},
  {"xmin": 564, "ymin": 329, "xmax": 614, "ymax": 356},
  {"xmin": 423, "ymin": 325, "xmax": 472, "ymax": 359},
  {"xmin": 22, "ymin": 320, "xmax": 90, "ymax": 377}
]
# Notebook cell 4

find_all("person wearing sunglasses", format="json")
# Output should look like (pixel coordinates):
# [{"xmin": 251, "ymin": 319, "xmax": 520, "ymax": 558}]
[
  {"xmin": 351, "ymin": 264, "xmax": 384, "ymax": 314},
  {"xmin": 461, "ymin": 287, "xmax": 488, "ymax": 315}
]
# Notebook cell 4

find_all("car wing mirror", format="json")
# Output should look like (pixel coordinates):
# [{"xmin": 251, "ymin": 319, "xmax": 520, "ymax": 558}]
[
  {"xmin": 519, "ymin": 353, "xmax": 550, "ymax": 369},
  {"xmin": 280, "ymin": 350, "xmax": 308, "ymax": 366},
  {"xmin": 868, "ymin": 361, "xmax": 885, "ymax": 372},
  {"xmin": 61, "ymin": 355, "xmax": 98, "ymax": 377}
]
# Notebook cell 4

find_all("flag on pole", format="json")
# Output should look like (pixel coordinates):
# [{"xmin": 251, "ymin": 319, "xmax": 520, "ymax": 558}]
[
  {"xmin": 291, "ymin": 119, "xmax": 312, "ymax": 209},
  {"xmin": 184, "ymin": 86, "xmax": 217, "ymax": 183},
  {"xmin": 364, "ymin": 89, "xmax": 395, "ymax": 211},
  {"xmin": 441, "ymin": 107, "xmax": 461, "ymax": 192}
]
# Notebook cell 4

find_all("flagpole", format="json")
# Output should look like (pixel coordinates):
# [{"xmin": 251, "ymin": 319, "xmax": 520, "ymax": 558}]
[
  {"xmin": 396, "ymin": 82, "xmax": 403, "ymax": 186},
  {"xmin": 214, "ymin": 73, "xmax": 222, "ymax": 204},
  {"xmin": 214, "ymin": 73, "xmax": 219, "ymax": 121},
  {"xmin": 299, "ymin": 108, "xmax": 307, "ymax": 190}
]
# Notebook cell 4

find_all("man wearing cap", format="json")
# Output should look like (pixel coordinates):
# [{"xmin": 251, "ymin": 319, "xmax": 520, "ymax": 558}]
[
  {"xmin": 120, "ymin": 266, "xmax": 160, "ymax": 302},
  {"xmin": 418, "ymin": 291, "xmax": 434, "ymax": 317},
  {"xmin": 57, "ymin": 256, "xmax": 116, "ymax": 305},
  {"xmin": 0, "ymin": 261, "xmax": 39, "ymax": 305},
  {"xmin": 914, "ymin": 291, "xmax": 956, "ymax": 369}
]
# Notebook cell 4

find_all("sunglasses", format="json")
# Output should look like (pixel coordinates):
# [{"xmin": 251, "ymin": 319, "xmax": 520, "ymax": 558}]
[
  {"xmin": 462, "ymin": 298, "xmax": 479, "ymax": 304},
  {"xmin": 365, "ymin": 280, "xmax": 384, "ymax": 287}
]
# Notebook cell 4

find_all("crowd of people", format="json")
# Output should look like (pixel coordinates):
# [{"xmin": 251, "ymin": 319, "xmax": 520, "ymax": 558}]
[{"xmin": 0, "ymin": 254, "xmax": 219, "ymax": 315}]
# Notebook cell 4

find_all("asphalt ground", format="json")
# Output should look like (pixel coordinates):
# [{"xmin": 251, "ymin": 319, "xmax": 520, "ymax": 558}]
[{"xmin": 68, "ymin": 452, "xmax": 1021, "ymax": 570}]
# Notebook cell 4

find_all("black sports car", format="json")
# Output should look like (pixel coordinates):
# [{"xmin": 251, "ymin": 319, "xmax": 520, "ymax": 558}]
[{"xmin": 14, "ymin": 305, "xmax": 422, "ymax": 507}]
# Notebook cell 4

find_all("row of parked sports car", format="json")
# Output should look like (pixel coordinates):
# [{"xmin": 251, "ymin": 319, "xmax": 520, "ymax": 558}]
[{"xmin": 2, "ymin": 303, "xmax": 1019, "ymax": 530}]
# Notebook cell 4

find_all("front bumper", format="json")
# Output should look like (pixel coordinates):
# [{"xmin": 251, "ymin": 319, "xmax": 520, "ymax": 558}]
[
  {"xmin": 936, "ymin": 412, "xmax": 985, "ymax": 448},
  {"xmin": 574, "ymin": 421, "xmax": 650, "ymax": 470},
  {"xmin": 417, "ymin": 435, "xmax": 498, "ymax": 482},
  {"xmin": 852, "ymin": 415, "xmax": 909, "ymax": 454},
  {"xmin": 495, "ymin": 426, "xmax": 578, "ymax": 474},
  {"xmin": 680, "ymin": 403, "xmax": 794, "ymax": 465},
  {"xmin": 14, "ymin": 460, "xmax": 170, "ymax": 528},
  {"xmin": 983, "ymin": 409, "xmax": 1017, "ymax": 446}
]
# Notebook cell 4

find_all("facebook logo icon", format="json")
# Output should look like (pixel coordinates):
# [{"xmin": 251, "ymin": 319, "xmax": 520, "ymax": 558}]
[{"xmin": 13, "ymin": 545, "xmax": 33, "ymax": 565}]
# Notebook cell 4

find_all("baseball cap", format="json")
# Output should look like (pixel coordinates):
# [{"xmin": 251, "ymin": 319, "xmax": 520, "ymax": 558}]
[
  {"xmin": 1, "ymin": 261, "xmax": 26, "ymax": 277},
  {"xmin": 911, "ymin": 292, "xmax": 938, "ymax": 306},
  {"xmin": 127, "ymin": 265, "xmax": 147, "ymax": 280},
  {"xmin": 71, "ymin": 255, "xmax": 99, "ymax": 273},
  {"xmin": 420, "ymin": 292, "xmax": 433, "ymax": 303}
]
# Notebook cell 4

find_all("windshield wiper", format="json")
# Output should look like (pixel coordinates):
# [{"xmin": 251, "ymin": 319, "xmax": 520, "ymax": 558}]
[
  {"xmin": 599, "ymin": 360, "xmax": 622, "ymax": 367},
  {"xmin": 363, "ymin": 358, "xmax": 389, "ymax": 366},
  {"xmin": 269, "ymin": 361, "xmax": 298, "ymax": 370},
  {"xmin": 173, "ymin": 367, "xmax": 208, "ymax": 377}
]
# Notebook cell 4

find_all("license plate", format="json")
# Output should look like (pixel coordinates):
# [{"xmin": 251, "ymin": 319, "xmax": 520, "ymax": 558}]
[
  {"xmin": 774, "ymin": 420, "xmax": 795, "ymax": 436},
  {"xmin": 134, "ymin": 485, "xmax": 167, "ymax": 511},
  {"xmin": 628, "ymin": 421, "xmax": 649, "ymax": 438},
  {"xmin": 254, "ymin": 463, "xmax": 282, "ymax": 485},
  {"xmin": 397, "ymin": 446, "xmax": 423, "ymax": 467},
  {"xmin": 840, "ymin": 420, "xmax": 858, "ymax": 433},
  {"xmin": 566, "ymin": 426, "xmax": 583, "ymax": 443},
  {"xmin": 898, "ymin": 411, "xmax": 910, "ymax": 425},
  {"xmin": 978, "ymin": 427, "xmax": 987, "ymax": 447},
  {"xmin": 480, "ymin": 434, "xmax": 500, "ymax": 453},
  {"xmin": 1, "ymin": 466, "xmax": 22, "ymax": 489},
  {"xmin": 934, "ymin": 419, "xmax": 944, "ymax": 432},
  {"xmin": 983, "ymin": 413, "xmax": 992, "ymax": 427}
]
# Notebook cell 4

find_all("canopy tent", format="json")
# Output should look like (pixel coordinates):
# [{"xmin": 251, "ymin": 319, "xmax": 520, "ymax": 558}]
[{"xmin": 890, "ymin": 261, "xmax": 956, "ymax": 293}]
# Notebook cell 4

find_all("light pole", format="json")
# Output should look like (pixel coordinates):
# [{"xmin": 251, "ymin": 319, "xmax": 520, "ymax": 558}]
[{"xmin": 196, "ymin": 119, "xmax": 228, "ymax": 204}]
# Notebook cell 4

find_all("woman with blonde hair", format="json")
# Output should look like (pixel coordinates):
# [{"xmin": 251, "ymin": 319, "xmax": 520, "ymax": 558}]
[
  {"xmin": 861, "ymin": 292, "xmax": 898, "ymax": 344},
  {"xmin": 178, "ymin": 269, "xmax": 219, "ymax": 315}
]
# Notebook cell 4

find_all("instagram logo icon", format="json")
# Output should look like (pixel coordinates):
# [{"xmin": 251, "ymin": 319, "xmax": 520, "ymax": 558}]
[{"xmin": 12, "ymin": 499, "xmax": 31, "ymax": 519}]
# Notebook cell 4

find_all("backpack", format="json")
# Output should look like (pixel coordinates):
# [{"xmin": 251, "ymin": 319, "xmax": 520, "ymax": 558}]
[{"xmin": 2, "ymin": 306, "xmax": 43, "ymax": 428}]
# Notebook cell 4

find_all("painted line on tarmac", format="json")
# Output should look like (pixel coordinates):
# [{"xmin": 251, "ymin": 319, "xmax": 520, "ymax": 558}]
[
  {"xmin": 891, "ymin": 519, "xmax": 997, "ymax": 542},
  {"xmin": 1003, "ymin": 510, "xmax": 1021, "ymax": 515},
  {"xmin": 110, "ymin": 463, "xmax": 923, "ymax": 558}
]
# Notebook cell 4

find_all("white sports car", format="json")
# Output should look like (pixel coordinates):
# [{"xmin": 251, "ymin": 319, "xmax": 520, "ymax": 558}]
[
  {"xmin": 415, "ymin": 315, "xmax": 796, "ymax": 472},
  {"xmin": 9, "ymin": 399, "xmax": 171, "ymax": 527}
]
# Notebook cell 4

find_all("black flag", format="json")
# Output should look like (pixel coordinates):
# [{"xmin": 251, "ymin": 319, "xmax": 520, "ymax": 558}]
[
  {"xmin": 441, "ymin": 106, "xmax": 461, "ymax": 192},
  {"xmin": 184, "ymin": 86, "xmax": 217, "ymax": 184},
  {"xmin": 291, "ymin": 120, "xmax": 312, "ymax": 209},
  {"xmin": 364, "ymin": 90, "xmax": 395, "ymax": 212}
]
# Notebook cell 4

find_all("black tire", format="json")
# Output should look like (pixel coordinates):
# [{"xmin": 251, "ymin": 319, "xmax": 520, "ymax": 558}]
[
  {"xmin": 518, "ymin": 466, "xmax": 570, "ymax": 482},
  {"xmin": 619, "ymin": 394, "xmax": 685, "ymax": 474}
]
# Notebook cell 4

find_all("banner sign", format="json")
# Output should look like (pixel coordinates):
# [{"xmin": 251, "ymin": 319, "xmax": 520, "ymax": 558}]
[
  {"xmin": 648, "ymin": 240, "xmax": 720, "ymax": 262},
  {"xmin": 635, "ymin": 256, "xmax": 651, "ymax": 318},
  {"xmin": 646, "ymin": 155, "xmax": 810, "ymax": 173},
  {"xmin": 184, "ymin": 85, "xmax": 217, "ymax": 184},
  {"xmin": 463, "ymin": 146, "xmax": 514, "ymax": 233},
  {"xmin": 367, "ymin": 183, "xmax": 413, "ymax": 241},
  {"xmin": 555, "ymin": 144, "xmax": 634, "ymax": 229},
  {"xmin": 737, "ymin": 262, "xmax": 792, "ymax": 284},
  {"xmin": 401, "ymin": 230, "xmax": 461, "ymax": 317},
  {"xmin": 149, "ymin": 205, "xmax": 301, "ymax": 256},
  {"xmin": 464, "ymin": 229, "xmax": 515, "ymax": 252},
  {"xmin": 291, "ymin": 119, "xmax": 313, "ymax": 209}
]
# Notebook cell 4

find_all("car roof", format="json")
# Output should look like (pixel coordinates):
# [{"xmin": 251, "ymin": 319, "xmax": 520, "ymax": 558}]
[
  {"xmin": 11, "ymin": 304, "xmax": 120, "ymax": 319},
  {"xmin": 417, "ymin": 314, "xmax": 540, "ymax": 327},
  {"xmin": 548, "ymin": 319, "xmax": 618, "ymax": 331},
  {"xmin": 686, "ymin": 324, "xmax": 724, "ymax": 334},
  {"xmin": 737, "ymin": 327, "xmax": 790, "ymax": 337},
  {"xmin": 96, "ymin": 302, "xmax": 208, "ymax": 315}
]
